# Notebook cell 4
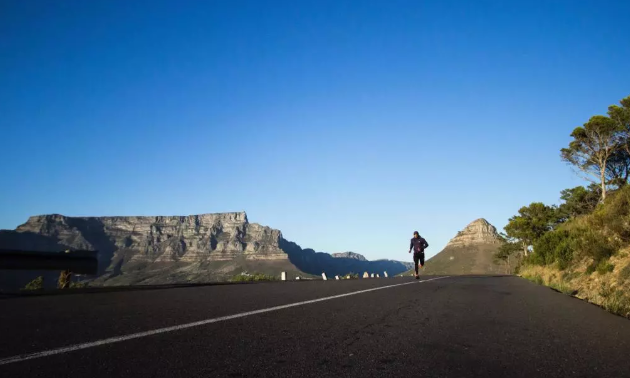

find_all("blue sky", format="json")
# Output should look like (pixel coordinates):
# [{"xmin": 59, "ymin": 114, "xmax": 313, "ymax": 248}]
[{"xmin": 1, "ymin": 0, "xmax": 629, "ymax": 261}]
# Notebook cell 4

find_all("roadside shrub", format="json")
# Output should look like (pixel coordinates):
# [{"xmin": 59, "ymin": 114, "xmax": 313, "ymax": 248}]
[
  {"xmin": 22, "ymin": 276, "xmax": 44, "ymax": 291},
  {"xmin": 533, "ymin": 229, "xmax": 574, "ymax": 268},
  {"xmin": 590, "ymin": 186, "xmax": 630, "ymax": 243},
  {"xmin": 586, "ymin": 263, "xmax": 596, "ymax": 275},
  {"xmin": 550, "ymin": 281, "xmax": 576, "ymax": 295},
  {"xmin": 596, "ymin": 260, "xmax": 615, "ymax": 275},
  {"xmin": 605, "ymin": 290, "xmax": 630, "ymax": 317},
  {"xmin": 556, "ymin": 258, "xmax": 569, "ymax": 270},
  {"xmin": 572, "ymin": 228, "xmax": 616, "ymax": 262},
  {"xmin": 618, "ymin": 263, "xmax": 630, "ymax": 284},
  {"xmin": 598, "ymin": 281, "xmax": 614, "ymax": 298},
  {"xmin": 598, "ymin": 282, "xmax": 630, "ymax": 317},
  {"xmin": 561, "ymin": 270, "xmax": 581, "ymax": 281},
  {"xmin": 525, "ymin": 251, "xmax": 545, "ymax": 266}
]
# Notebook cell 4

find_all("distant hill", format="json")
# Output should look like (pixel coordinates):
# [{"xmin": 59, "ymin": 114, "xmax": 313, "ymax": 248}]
[
  {"xmin": 331, "ymin": 252, "xmax": 413, "ymax": 271},
  {"xmin": 399, "ymin": 218, "xmax": 503, "ymax": 276},
  {"xmin": 280, "ymin": 240, "xmax": 416, "ymax": 278}
]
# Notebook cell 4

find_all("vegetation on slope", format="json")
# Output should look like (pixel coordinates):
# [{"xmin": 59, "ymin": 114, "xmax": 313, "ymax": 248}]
[{"xmin": 496, "ymin": 94, "xmax": 630, "ymax": 318}]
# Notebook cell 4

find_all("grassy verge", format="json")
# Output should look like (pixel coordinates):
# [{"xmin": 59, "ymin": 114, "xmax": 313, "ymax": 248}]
[{"xmin": 519, "ymin": 252, "xmax": 630, "ymax": 318}]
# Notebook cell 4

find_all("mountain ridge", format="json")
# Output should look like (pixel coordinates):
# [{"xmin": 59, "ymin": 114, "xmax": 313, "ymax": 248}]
[
  {"xmin": 331, "ymin": 252, "xmax": 367, "ymax": 261},
  {"xmin": 0, "ymin": 212, "xmax": 413, "ymax": 290}
]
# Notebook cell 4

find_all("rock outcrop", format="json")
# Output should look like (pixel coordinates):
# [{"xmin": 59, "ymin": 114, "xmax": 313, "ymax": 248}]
[{"xmin": 445, "ymin": 218, "xmax": 500, "ymax": 247}]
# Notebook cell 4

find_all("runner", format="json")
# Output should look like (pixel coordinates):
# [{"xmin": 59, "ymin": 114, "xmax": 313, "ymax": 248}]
[{"xmin": 409, "ymin": 231, "xmax": 429, "ymax": 279}]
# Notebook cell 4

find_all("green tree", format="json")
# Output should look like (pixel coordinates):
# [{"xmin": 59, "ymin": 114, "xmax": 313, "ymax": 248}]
[
  {"xmin": 504, "ymin": 203, "xmax": 562, "ymax": 256},
  {"xmin": 494, "ymin": 236, "xmax": 521, "ymax": 274},
  {"xmin": 606, "ymin": 149, "xmax": 630, "ymax": 188},
  {"xmin": 607, "ymin": 96, "xmax": 630, "ymax": 188},
  {"xmin": 608, "ymin": 95, "xmax": 630, "ymax": 152},
  {"xmin": 558, "ymin": 184, "xmax": 601, "ymax": 218},
  {"xmin": 532, "ymin": 229, "xmax": 574, "ymax": 269},
  {"xmin": 561, "ymin": 115, "xmax": 623, "ymax": 200}
]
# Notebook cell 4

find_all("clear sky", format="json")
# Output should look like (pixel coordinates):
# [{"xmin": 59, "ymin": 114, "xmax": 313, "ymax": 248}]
[{"xmin": 1, "ymin": 0, "xmax": 629, "ymax": 262}]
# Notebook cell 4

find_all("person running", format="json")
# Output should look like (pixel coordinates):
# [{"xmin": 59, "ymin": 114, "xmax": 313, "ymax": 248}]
[{"xmin": 409, "ymin": 231, "xmax": 429, "ymax": 279}]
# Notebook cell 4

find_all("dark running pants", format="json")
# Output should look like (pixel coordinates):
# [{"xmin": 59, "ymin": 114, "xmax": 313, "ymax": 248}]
[{"xmin": 413, "ymin": 252, "xmax": 425, "ymax": 274}]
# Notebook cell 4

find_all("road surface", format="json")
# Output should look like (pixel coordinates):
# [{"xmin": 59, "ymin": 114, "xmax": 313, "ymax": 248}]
[{"xmin": 1, "ymin": 275, "xmax": 630, "ymax": 377}]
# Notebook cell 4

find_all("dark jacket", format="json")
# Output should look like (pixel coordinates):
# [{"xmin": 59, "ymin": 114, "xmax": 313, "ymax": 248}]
[{"xmin": 410, "ymin": 237, "xmax": 429, "ymax": 254}]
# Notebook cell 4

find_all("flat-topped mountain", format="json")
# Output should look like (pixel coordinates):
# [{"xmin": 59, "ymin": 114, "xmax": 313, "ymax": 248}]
[
  {"xmin": 0, "ymin": 212, "xmax": 413, "ymax": 290},
  {"xmin": 15, "ymin": 212, "xmax": 287, "ymax": 264},
  {"xmin": 400, "ymin": 218, "xmax": 503, "ymax": 276}
]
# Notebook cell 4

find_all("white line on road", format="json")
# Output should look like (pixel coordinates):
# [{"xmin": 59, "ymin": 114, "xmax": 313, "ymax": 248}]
[{"xmin": 0, "ymin": 276, "xmax": 450, "ymax": 366}]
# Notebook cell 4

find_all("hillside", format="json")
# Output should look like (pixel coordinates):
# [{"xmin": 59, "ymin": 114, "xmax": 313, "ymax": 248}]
[
  {"xmin": 514, "ymin": 185, "xmax": 630, "ymax": 319},
  {"xmin": 399, "ymin": 219, "xmax": 503, "ymax": 276}
]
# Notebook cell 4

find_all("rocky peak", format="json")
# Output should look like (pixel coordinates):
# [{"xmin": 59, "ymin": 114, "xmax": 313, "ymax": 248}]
[
  {"xmin": 331, "ymin": 252, "xmax": 367, "ymax": 261},
  {"xmin": 446, "ymin": 218, "xmax": 500, "ymax": 247}
]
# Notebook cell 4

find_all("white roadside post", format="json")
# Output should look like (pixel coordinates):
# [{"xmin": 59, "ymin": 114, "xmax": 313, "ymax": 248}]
[
  {"xmin": 384, "ymin": 271, "xmax": 388, "ymax": 278},
  {"xmin": 335, "ymin": 275, "xmax": 340, "ymax": 280},
  {"xmin": 376, "ymin": 274, "xmax": 380, "ymax": 278},
  {"xmin": 281, "ymin": 272, "xmax": 287, "ymax": 281},
  {"xmin": 322, "ymin": 273, "xmax": 327, "ymax": 281},
  {"xmin": 371, "ymin": 273, "xmax": 375, "ymax": 278}
]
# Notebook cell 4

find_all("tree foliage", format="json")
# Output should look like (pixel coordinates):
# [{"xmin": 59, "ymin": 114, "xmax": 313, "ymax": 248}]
[
  {"xmin": 531, "ymin": 230, "xmax": 574, "ymax": 269},
  {"xmin": 558, "ymin": 184, "xmax": 601, "ymax": 218},
  {"xmin": 494, "ymin": 237, "xmax": 521, "ymax": 274},
  {"xmin": 560, "ymin": 115, "xmax": 623, "ymax": 200},
  {"xmin": 608, "ymin": 95, "xmax": 630, "ymax": 151},
  {"xmin": 605, "ymin": 149, "xmax": 630, "ymax": 188},
  {"xmin": 505, "ymin": 94, "xmax": 630, "ymax": 272},
  {"xmin": 607, "ymin": 96, "xmax": 630, "ymax": 188},
  {"xmin": 504, "ymin": 202, "xmax": 563, "ymax": 256}
]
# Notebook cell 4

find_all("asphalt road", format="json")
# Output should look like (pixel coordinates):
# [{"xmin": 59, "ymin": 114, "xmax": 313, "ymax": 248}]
[{"xmin": 1, "ymin": 275, "xmax": 630, "ymax": 378}]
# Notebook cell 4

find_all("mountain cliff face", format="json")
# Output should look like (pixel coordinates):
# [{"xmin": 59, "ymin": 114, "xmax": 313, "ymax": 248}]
[
  {"xmin": 401, "ymin": 218, "xmax": 503, "ymax": 276},
  {"xmin": 1, "ymin": 212, "xmax": 304, "ymax": 289},
  {"xmin": 331, "ymin": 252, "xmax": 367, "ymax": 261},
  {"xmin": 13, "ymin": 212, "xmax": 288, "ymax": 267},
  {"xmin": 0, "ymin": 212, "xmax": 412, "ymax": 290}
]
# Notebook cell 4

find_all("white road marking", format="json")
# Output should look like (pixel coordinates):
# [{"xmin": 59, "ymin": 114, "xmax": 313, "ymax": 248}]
[{"xmin": 0, "ymin": 276, "xmax": 449, "ymax": 366}]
